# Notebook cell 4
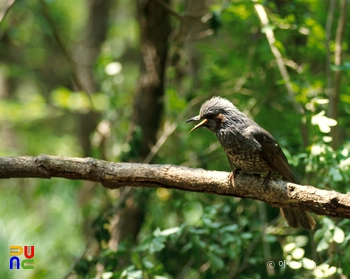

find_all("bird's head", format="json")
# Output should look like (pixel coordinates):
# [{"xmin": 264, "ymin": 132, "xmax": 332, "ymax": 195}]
[{"xmin": 186, "ymin": 96, "xmax": 245, "ymax": 133}]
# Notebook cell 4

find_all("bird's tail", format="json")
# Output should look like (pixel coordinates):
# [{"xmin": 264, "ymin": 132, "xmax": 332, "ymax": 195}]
[{"xmin": 281, "ymin": 208, "xmax": 316, "ymax": 230}]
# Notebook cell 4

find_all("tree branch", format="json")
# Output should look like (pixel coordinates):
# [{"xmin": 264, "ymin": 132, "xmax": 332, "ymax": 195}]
[
  {"xmin": 0, "ymin": 0, "xmax": 16, "ymax": 24},
  {"xmin": 1, "ymin": 155, "xmax": 349, "ymax": 219}
]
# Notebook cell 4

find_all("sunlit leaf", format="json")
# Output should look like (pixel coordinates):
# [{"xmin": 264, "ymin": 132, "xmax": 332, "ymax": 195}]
[
  {"xmin": 102, "ymin": 272, "xmax": 113, "ymax": 279},
  {"xmin": 302, "ymin": 258, "xmax": 316, "ymax": 270},
  {"xmin": 292, "ymin": 248, "xmax": 305, "ymax": 260},
  {"xmin": 158, "ymin": 227, "xmax": 180, "ymax": 236},
  {"xmin": 323, "ymin": 217, "xmax": 335, "ymax": 230},
  {"xmin": 284, "ymin": 243, "xmax": 296, "ymax": 253},
  {"xmin": 333, "ymin": 227, "xmax": 345, "ymax": 243},
  {"xmin": 316, "ymin": 238, "xmax": 329, "ymax": 252},
  {"xmin": 288, "ymin": 261, "xmax": 302, "ymax": 269},
  {"xmin": 105, "ymin": 62, "xmax": 122, "ymax": 76},
  {"xmin": 311, "ymin": 110, "xmax": 337, "ymax": 133}
]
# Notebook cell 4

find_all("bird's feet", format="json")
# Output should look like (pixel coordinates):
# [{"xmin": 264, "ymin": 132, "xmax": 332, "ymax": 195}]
[
  {"xmin": 228, "ymin": 169, "xmax": 241, "ymax": 185},
  {"xmin": 262, "ymin": 171, "xmax": 271, "ymax": 189}
]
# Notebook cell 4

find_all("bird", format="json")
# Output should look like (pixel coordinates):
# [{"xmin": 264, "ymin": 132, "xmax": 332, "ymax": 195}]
[{"xmin": 186, "ymin": 96, "xmax": 316, "ymax": 230}]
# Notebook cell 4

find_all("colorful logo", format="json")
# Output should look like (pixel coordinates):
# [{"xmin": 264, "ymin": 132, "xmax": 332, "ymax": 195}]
[{"xmin": 9, "ymin": 246, "xmax": 34, "ymax": 270}]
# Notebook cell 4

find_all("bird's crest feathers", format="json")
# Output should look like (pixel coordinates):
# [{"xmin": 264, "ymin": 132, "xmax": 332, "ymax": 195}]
[{"xmin": 199, "ymin": 96, "xmax": 244, "ymax": 119}]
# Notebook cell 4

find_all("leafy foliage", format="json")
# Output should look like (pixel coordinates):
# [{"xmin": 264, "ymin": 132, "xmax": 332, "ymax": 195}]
[{"xmin": 0, "ymin": 0, "xmax": 350, "ymax": 278}]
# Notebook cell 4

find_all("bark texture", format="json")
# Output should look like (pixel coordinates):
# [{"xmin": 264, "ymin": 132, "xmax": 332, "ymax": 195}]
[
  {"xmin": 111, "ymin": 0, "xmax": 172, "ymax": 250},
  {"xmin": 132, "ymin": 0, "xmax": 171, "ymax": 158},
  {"xmin": 1, "ymin": 155, "xmax": 349, "ymax": 219}
]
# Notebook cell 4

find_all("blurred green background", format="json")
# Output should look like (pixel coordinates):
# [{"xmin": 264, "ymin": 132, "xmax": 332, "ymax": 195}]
[{"xmin": 1, "ymin": 0, "xmax": 350, "ymax": 278}]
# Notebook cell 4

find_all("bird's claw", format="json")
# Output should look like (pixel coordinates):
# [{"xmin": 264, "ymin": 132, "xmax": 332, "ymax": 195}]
[
  {"xmin": 262, "ymin": 171, "xmax": 271, "ymax": 189},
  {"xmin": 228, "ymin": 169, "xmax": 241, "ymax": 185},
  {"xmin": 228, "ymin": 172, "xmax": 234, "ymax": 183}
]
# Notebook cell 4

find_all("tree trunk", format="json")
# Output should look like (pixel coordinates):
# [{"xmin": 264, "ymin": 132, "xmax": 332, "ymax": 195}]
[
  {"xmin": 74, "ymin": 0, "xmax": 114, "ymax": 157},
  {"xmin": 328, "ymin": 0, "xmax": 348, "ymax": 149},
  {"xmin": 109, "ymin": 0, "xmax": 171, "ymax": 249}
]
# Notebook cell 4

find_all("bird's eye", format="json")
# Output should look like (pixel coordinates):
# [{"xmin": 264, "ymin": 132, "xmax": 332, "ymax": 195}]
[{"xmin": 205, "ymin": 113, "xmax": 215, "ymax": 119}]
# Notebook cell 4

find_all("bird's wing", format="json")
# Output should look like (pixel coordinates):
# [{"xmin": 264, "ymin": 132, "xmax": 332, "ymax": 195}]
[{"xmin": 247, "ymin": 125, "xmax": 296, "ymax": 183}]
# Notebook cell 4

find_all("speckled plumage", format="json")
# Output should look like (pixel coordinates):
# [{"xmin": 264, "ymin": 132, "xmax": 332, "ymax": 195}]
[{"xmin": 187, "ymin": 96, "xmax": 315, "ymax": 230}]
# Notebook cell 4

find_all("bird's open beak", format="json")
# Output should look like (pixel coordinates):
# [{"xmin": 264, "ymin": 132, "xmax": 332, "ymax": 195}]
[{"xmin": 186, "ymin": 115, "xmax": 208, "ymax": 132}]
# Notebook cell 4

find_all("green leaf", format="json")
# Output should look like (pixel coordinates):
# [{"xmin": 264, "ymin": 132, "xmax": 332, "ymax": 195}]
[
  {"xmin": 322, "ymin": 217, "xmax": 335, "ymax": 230},
  {"xmin": 316, "ymin": 237, "xmax": 330, "ymax": 252},
  {"xmin": 219, "ymin": 224, "xmax": 239, "ymax": 233},
  {"xmin": 329, "ymin": 167, "xmax": 343, "ymax": 182},
  {"xmin": 208, "ymin": 253, "xmax": 225, "ymax": 270},
  {"xmin": 265, "ymin": 235, "xmax": 277, "ymax": 243},
  {"xmin": 241, "ymin": 232, "xmax": 253, "ymax": 239},
  {"xmin": 330, "ymin": 62, "xmax": 350, "ymax": 71},
  {"xmin": 191, "ymin": 235, "xmax": 207, "ymax": 249},
  {"xmin": 127, "ymin": 270, "xmax": 143, "ymax": 279},
  {"xmin": 226, "ymin": 247, "xmax": 237, "ymax": 259},
  {"xmin": 261, "ymin": 24, "xmax": 276, "ymax": 33},
  {"xmin": 202, "ymin": 217, "xmax": 222, "ymax": 228},
  {"xmin": 222, "ymin": 233, "xmax": 236, "ymax": 245},
  {"xmin": 142, "ymin": 259, "xmax": 154, "ymax": 270},
  {"xmin": 149, "ymin": 237, "xmax": 166, "ymax": 253},
  {"xmin": 189, "ymin": 227, "xmax": 209, "ymax": 235}
]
